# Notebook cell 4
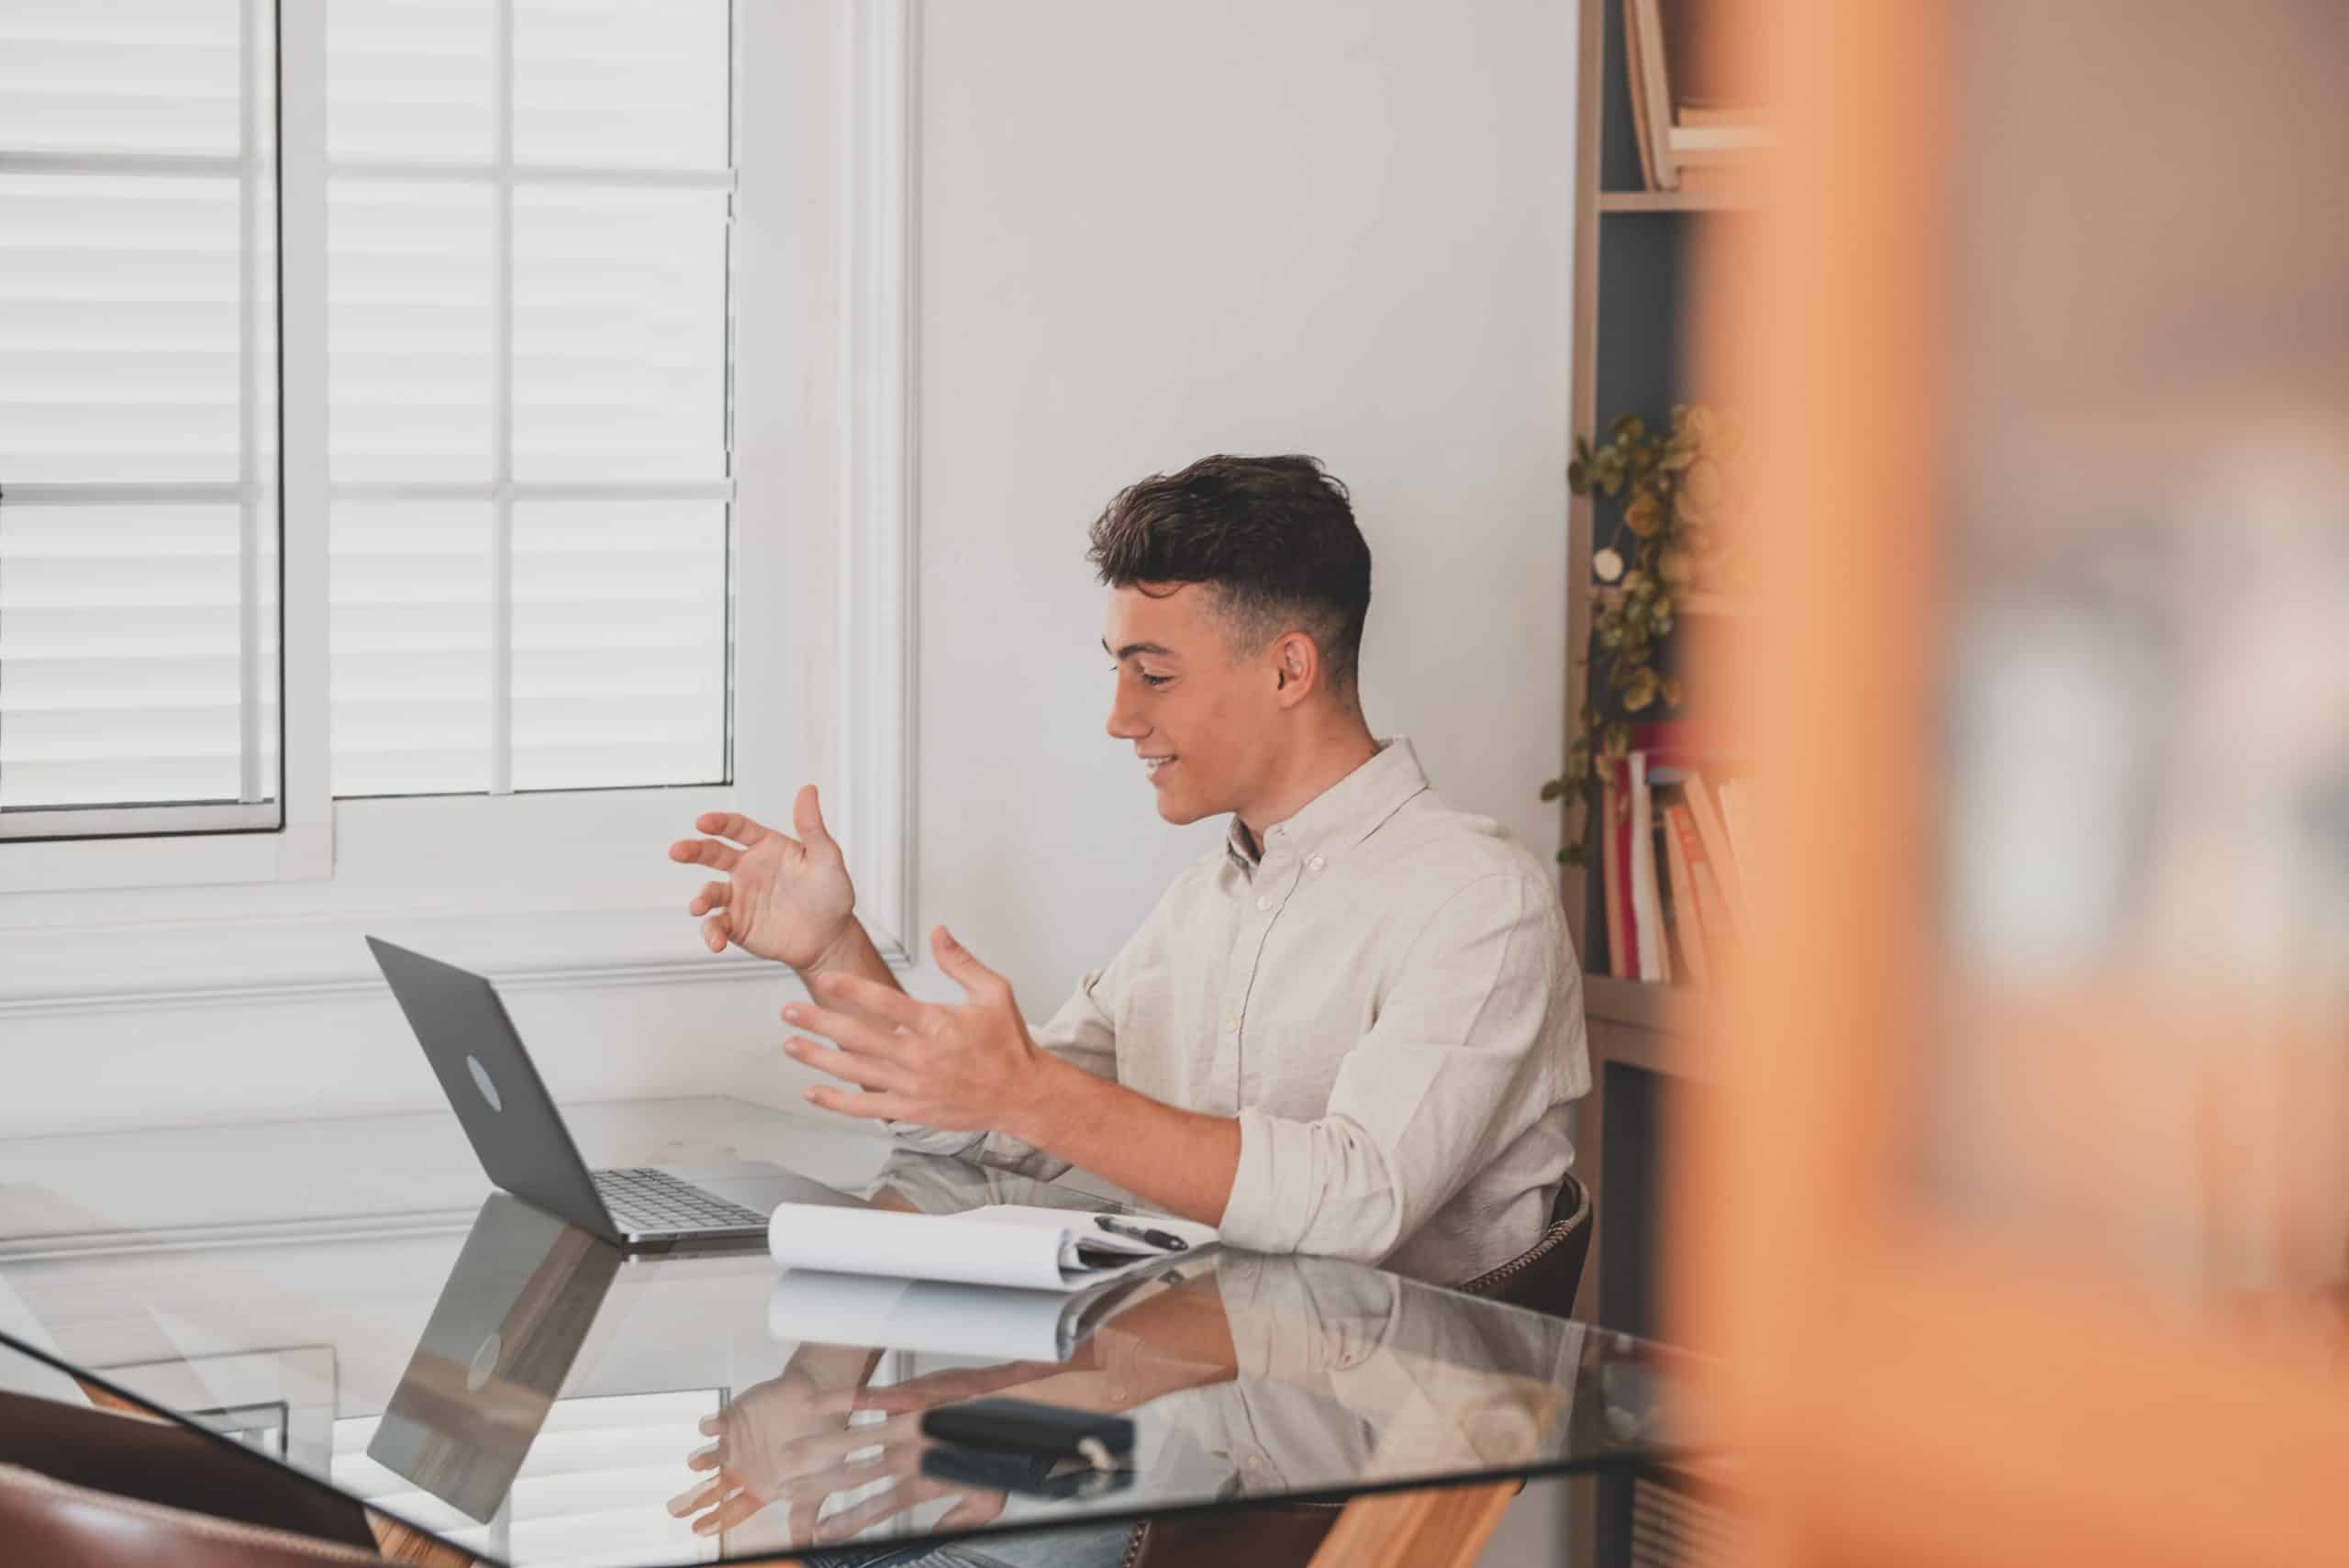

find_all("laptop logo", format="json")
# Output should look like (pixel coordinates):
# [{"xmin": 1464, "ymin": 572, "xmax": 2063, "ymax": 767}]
[{"xmin": 466, "ymin": 1055, "xmax": 504, "ymax": 1113}]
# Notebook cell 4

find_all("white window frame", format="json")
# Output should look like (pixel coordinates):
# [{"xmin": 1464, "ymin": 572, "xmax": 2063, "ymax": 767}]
[{"xmin": 0, "ymin": 0, "xmax": 920, "ymax": 1008}]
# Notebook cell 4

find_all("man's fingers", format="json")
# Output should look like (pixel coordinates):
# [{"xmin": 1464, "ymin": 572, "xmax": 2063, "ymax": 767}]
[
  {"xmin": 667, "ymin": 1473, "xmax": 726, "ymax": 1518},
  {"xmin": 694, "ymin": 811, "xmax": 776, "ymax": 848},
  {"xmin": 669, "ymin": 838, "xmax": 741, "ymax": 872},
  {"xmin": 811, "ymin": 1475, "xmax": 963, "ymax": 1544},
  {"xmin": 689, "ymin": 881, "xmax": 729, "ymax": 917},
  {"xmin": 782, "ymin": 1000, "xmax": 916, "ymax": 1065},
  {"xmin": 804, "ymin": 1084, "xmax": 916, "ymax": 1123},
  {"xmin": 692, "ymin": 1485, "xmax": 775, "ymax": 1538},
  {"xmin": 792, "ymin": 784, "xmax": 837, "ymax": 852},
  {"xmin": 930, "ymin": 925, "xmax": 1011, "ymax": 1004},
  {"xmin": 702, "ymin": 914, "xmax": 732, "ymax": 953},
  {"xmin": 806, "ymin": 972, "xmax": 928, "ymax": 1031},
  {"xmin": 785, "ymin": 1037, "xmax": 909, "ymax": 1095},
  {"xmin": 936, "ymin": 1489, "xmax": 1008, "ymax": 1530}
]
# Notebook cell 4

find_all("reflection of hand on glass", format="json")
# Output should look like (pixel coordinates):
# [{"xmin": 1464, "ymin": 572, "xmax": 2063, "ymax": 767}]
[{"xmin": 672, "ymin": 1358, "xmax": 1056, "ymax": 1548}]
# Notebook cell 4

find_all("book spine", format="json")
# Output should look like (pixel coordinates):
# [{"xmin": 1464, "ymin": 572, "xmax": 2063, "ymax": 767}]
[
  {"xmin": 1663, "ymin": 802, "xmax": 1712, "ymax": 986},
  {"xmin": 1686, "ymin": 770, "xmax": 1748, "ymax": 927},
  {"xmin": 1601, "ymin": 759, "xmax": 1634, "ymax": 979},
  {"xmin": 1629, "ymin": 753, "xmax": 1668, "ymax": 984},
  {"xmin": 1720, "ymin": 779, "xmax": 1753, "ymax": 894}
]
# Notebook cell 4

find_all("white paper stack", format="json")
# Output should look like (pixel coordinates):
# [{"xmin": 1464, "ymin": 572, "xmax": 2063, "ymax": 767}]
[{"xmin": 765, "ymin": 1202, "xmax": 1216, "ymax": 1292}]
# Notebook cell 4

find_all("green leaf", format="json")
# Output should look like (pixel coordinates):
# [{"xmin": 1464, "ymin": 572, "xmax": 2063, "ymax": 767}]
[
  {"xmin": 1566, "ymin": 458, "xmax": 1587, "ymax": 493},
  {"xmin": 1661, "ymin": 673, "xmax": 1685, "ymax": 707},
  {"xmin": 1609, "ymin": 413, "xmax": 1647, "ymax": 442},
  {"xmin": 1623, "ymin": 666, "xmax": 1661, "ymax": 712},
  {"xmin": 1539, "ymin": 777, "xmax": 1566, "ymax": 802}
]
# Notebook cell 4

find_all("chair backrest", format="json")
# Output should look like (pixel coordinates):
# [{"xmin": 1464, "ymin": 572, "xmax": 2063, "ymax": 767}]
[
  {"xmin": 0, "ymin": 1388, "xmax": 379, "ymax": 1552},
  {"xmin": 1453, "ymin": 1171, "xmax": 1593, "ymax": 1320},
  {"xmin": 0, "ymin": 1462, "xmax": 389, "ymax": 1568}
]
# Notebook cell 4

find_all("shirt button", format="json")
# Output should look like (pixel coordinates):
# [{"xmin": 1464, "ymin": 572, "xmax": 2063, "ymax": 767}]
[
  {"xmin": 1308, "ymin": 854, "xmax": 1326, "ymax": 873},
  {"xmin": 1255, "ymin": 894, "xmax": 1275, "ymax": 911}
]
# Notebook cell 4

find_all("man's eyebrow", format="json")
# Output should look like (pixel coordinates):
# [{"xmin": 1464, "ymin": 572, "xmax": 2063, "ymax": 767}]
[{"xmin": 1101, "ymin": 638, "xmax": 1177, "ymax": 661}]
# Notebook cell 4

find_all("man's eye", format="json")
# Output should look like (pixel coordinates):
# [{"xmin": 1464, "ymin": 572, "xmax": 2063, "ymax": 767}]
[{"xmin": 1141, "ymin": 673, "xmax": 1172, "ymax": 688}]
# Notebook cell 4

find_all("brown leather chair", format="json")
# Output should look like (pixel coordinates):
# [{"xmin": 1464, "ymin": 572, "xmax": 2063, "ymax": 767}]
[
  {"xmin": 1123, "ymin": 1173, "xmax": 1594, "ymax": 1568},
  {"xmin": 0, "ymin": 1461, "xmax": 391, "ymax": 1568},
  {"xmin": 0, "ymin": 1387, "xmax": 381, "ymax": 1552}
]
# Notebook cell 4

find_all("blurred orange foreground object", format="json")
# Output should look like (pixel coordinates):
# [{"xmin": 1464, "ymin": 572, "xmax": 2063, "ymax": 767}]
[{"xmin": 1681, "ymin": 2, "xmax": 2349, "ymax": 1565}]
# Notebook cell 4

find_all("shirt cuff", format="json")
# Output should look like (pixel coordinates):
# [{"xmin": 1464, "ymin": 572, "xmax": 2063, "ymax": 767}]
[
  {"xmin": 1223, "ymin": 1106, "xmax": 1306, "ymax": 1253},
  {"xmin": 886, "ymin": 1121, "xmax": 985, "ymax": 1158}
]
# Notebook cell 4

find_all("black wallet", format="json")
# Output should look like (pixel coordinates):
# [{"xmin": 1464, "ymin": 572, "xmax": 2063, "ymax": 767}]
[
  {"xmin": 918, "ymin": 1442, "xmax": 1134, "ymax": 1500},
  {"xmin": 919, "ymin": 1397, "xmax": 1136, "ymax": 1465}
]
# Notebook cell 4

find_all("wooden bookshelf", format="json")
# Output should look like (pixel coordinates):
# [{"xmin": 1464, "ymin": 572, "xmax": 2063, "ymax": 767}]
[{"xmin": 1560, "ymin": 17, "xmax": 1759, "ymax": 1500}]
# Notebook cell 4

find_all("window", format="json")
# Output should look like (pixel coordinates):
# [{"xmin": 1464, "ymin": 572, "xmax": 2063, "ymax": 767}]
[
  {"xmin": 325, "ymin": 0, "xmax": 733, "ymax": 797},
  {"xmin": 0, "ymin": 0, "xmax": 735, "ymax": 841},
  {"xmin": 0, "ymin": 0, "xmax": 283, "ymax": 840},
  {"xmin": 0, "ymin": 1, "xmax": 915, "ymax": 984}
]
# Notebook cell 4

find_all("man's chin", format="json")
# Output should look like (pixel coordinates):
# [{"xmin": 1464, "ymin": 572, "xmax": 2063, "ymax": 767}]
[{"xmin": 1152, "ymin": 791, "xmax": 1213, "ymax": 827}]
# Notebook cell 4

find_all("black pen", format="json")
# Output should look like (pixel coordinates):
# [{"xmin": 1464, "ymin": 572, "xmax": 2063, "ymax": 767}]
[{"xmin": 1096, "ymin": 1214, "xmax": 1188, "ymax": 1251}]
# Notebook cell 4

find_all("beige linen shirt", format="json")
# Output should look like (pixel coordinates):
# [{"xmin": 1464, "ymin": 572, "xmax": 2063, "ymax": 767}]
[{"xmin": 895, "ymin": 738, "xmax": 1590, "ymax": 1284}]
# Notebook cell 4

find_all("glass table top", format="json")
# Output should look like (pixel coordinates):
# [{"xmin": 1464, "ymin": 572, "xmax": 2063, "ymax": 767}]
[{"xmin": 0, "ymin": 1097, "xmax": 1697, "ymax": 1566}]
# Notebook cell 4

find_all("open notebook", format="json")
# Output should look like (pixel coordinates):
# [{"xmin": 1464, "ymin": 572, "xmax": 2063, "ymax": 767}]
[{"xmin": 766, "ymin": 1201, "xmax": 1217, "ymax": 1292}]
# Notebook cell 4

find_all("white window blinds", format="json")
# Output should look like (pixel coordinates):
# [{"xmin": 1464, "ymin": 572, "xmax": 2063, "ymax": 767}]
[
  {"xmin": 325, "ymin": 0, "xmax": 733, "ymax": 798},
  {"xmin": 0, "ymin": 0, "xmax": 282, "ymax": 839}
]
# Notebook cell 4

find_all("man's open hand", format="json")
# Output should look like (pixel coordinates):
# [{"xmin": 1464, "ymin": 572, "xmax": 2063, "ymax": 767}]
[
  {"xmin": 668, "ymin": 784, "xmax": 857, "ymax": 970},
  {"xmin": 783, "ymin": 926, "xmax": 1049, "ymax": 1135}
]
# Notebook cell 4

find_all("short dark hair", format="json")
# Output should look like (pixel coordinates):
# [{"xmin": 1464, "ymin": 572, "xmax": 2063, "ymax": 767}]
[{"xmin": 1085, "ymin": 453, "xmax": 1373, "ymax": 696}]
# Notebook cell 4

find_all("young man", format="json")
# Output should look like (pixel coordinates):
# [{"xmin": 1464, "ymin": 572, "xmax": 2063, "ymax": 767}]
[{"xmin": 668, "ymin": 454, "xmax": 1589, "ymax": 1283}]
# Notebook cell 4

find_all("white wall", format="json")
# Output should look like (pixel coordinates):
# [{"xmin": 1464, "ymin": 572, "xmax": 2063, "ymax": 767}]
[{"xmin": 911, "ymin": 0, "xmax": 1575, "ymax": 1006}]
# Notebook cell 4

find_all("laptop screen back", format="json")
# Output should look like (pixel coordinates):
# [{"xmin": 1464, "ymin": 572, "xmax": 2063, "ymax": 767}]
[{"xmin": 369, "ymin": 937, "xmax": 618, "ymax": 1241}]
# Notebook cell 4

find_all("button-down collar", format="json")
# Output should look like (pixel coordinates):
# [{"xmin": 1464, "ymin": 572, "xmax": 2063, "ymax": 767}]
[{"xmin": 1224, "ymin": 737, "xmax": 1431, "ymax": 874}]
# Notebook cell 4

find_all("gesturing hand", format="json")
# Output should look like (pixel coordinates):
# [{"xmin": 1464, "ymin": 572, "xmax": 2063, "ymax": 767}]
[
  {"xmin": 783, "ymin": 926, "xmax": 1049, "ymax": 1136},
  {"xmin": 668, "ymin": 784, "xmax": 856, "ymax": 969}
]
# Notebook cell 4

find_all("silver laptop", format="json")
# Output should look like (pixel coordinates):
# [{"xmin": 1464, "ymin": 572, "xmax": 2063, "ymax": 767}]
[{"xmin": 368, "ymin": 937, "xmax": 859, "ymax": 1246}]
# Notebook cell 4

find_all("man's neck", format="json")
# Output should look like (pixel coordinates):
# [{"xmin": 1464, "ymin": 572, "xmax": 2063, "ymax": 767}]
[{"xmin": 1235, "ymin": 722, "xmax": 1381, "ymax": 848}]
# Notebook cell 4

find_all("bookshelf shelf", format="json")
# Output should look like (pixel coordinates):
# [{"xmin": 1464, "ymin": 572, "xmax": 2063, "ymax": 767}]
[
  {"xmin": 1583, "ymin": 973, "xmax": 1691, "ymax": 1030},
  {"xmin": 1597, "ymin": 187, "xmax": 1761, "ymax": 214}
]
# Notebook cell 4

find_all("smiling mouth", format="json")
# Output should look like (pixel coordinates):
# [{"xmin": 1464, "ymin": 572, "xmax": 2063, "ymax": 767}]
[{"xmin": 1141, "ymin": 755, "xmax": 1176, "ymax": 781}]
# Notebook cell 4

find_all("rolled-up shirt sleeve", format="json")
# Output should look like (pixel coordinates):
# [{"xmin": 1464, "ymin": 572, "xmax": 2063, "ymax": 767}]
[
  {"xmin": 1219, "ymin": 873, "xmax": 1566, "ymax": 1263},
  {"xmin": 888, "ymin": 962, "xmax": 1120, "ymax": 1178}
]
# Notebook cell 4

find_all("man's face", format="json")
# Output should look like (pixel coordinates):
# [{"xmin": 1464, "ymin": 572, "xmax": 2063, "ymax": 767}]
[{"xmin": 1102, "ymin": 583, "xmax": 1278, "ymax": 826}]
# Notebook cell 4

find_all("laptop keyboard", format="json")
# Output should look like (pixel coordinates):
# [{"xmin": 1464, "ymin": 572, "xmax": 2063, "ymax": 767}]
[{"xmin": 593, "ymin": 1167, "xmax": 768, "ymax": 1234}]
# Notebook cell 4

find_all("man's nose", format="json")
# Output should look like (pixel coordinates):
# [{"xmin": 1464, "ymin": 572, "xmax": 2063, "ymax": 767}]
[{"xmin": 1106, "ymin": 687, "xmax": 1148, "ymax": 740}]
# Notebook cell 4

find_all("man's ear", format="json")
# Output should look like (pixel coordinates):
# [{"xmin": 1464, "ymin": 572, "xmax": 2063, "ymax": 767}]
[{"xmin": 1272, "ymin": 632, "xmax": 1318, "ymax": 708}]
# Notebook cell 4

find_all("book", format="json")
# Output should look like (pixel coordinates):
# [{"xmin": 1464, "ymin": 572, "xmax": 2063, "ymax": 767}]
[
  {"xmin": 1628, "ymin": 753, "xmax": 1670, "ymax": 983},
  {"xmin": 1719, "ymin": 778, "xmax": 1753, "ymax": 891},
  {"xmin": 765, "ymin": 1201, "xmax": 1214, "ymax": 1294},
  {"xmin": 1683, "ymin": 770, "xmax": 1747, "ymax": 927},
  {"xmin": 1625, "ymin": 0, "xmax": 1678, "ymax": 191},
  {"xmin": 767, "ymin": 1267, "xmax": 1163, "ymax": 1362},
  {"xmin": 1661, "ymin": 800, "xmax": 1710, "ymax": 986},
  {"xmin": 1602, "ymin": 757, "xmax": 1635, "ymax": 979}
]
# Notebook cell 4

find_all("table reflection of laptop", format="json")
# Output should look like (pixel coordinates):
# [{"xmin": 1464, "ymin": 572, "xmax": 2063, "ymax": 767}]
[
  {"xmin": 369, "ymin": 937, "xmax": 859, "ymax": 1246},
  {"xmin": 369, "ymin": 1195, "xmax": 627, "ymax": 1521}
]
